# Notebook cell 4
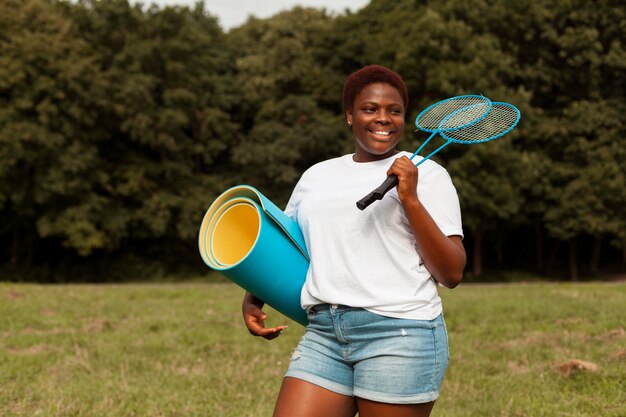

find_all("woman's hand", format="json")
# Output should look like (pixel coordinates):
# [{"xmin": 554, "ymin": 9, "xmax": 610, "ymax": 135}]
[
  {"xmin": 387, "ymin": 156, "xmax": 419, "ymax": 205},
  {"xmin": 242, "ymin": 292, "xmax": 288, "ymax": 340}
]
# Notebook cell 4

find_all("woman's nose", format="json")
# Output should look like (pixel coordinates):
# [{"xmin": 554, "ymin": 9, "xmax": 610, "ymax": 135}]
[{"xmin": 376, "ymin": 111, "xmax": 391, "ymax": 123}]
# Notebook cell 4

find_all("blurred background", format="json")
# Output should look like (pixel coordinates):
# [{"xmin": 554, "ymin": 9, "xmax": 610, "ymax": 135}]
[{"xmin": 0, "ymin": 0, "xmax": 624, "ymax": 283}]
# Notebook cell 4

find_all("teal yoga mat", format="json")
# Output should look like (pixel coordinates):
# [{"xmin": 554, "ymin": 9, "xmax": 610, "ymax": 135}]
[{"xmin": 198, "ymin": 185, "xmax": 309, "ymax": 326}]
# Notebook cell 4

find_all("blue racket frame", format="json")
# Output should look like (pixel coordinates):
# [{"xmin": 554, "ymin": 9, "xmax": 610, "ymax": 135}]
[
  {"xmin": 356, "ymin": 95, "xmax": 492, "ymax": 208},
  {"xmin": 356, "ymin": 98, "xmax": 521, "ymax": 210}
]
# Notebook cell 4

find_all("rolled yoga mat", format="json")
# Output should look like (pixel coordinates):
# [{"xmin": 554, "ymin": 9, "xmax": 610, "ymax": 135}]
[{"xmin": 198, "ymin": 185, "xmax": 309, "ymax": 326}]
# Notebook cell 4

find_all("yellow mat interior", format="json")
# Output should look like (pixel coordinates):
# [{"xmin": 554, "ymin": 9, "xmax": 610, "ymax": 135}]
[{"xmin": 211, "ymin": 203, "xmax": 260, "ymax": 266}]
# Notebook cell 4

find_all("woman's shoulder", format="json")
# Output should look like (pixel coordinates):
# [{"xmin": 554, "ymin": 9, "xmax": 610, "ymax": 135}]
[{"xmin": 301, "ymin": 154, "xmax": 352, "ymax": 178}]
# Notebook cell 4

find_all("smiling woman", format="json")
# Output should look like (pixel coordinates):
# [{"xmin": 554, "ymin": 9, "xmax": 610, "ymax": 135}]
[
  {"xmin": 347, "ymin": 82, "xmax": 406, "ymax": 162},
  {"xmin": 241, "ymin": 65, "xmax": 466, "ymax": 417}
]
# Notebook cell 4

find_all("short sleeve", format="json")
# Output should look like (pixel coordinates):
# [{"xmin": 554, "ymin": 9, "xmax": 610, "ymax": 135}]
[
  {"xmin": 418, "ymin": 169, "xmax": 464, "ymax": 238},
  {"xmin": 283, "ymin": 178, "xmax": 303, "ymax": 221}
]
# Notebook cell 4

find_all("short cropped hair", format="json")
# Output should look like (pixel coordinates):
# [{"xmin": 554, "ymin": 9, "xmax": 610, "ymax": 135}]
[{"xmin": 342, "ymin": 65, "xmax": 409, "ymax": 112}]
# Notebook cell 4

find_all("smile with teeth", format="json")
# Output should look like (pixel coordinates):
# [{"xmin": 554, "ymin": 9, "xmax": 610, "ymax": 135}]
[{"xmin": 370, "ymin": 130, "xmax": 394, "ymax": 138}]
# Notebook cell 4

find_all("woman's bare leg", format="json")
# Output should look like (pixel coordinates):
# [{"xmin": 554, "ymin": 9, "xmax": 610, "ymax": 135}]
[{"xmin": 273, "ymin": 377, "xmax": 357, "ymax": 417}]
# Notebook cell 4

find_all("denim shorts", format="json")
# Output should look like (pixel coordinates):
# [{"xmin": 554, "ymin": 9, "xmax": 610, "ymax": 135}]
[{"xmin": 284, "ymin": 304, "xmax": 449, "ymax": 404}]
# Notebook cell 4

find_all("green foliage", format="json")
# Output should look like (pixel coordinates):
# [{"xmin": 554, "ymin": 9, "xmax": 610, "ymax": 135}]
[
  {"xmin": 0, "ymin": 0, "xmax": 624, "ymax": 280},
  {"xmin": 1, "ymin": 0, "xmax": 239, "ymax": 272},
  {"xmin": 227, "ymin": 8, "xmax": 348, "ymax": 203},
  {"xmin": 448, "ymin": 141, "xmax": 525, "ymax": 232},
  {"xmin": 545, "ymin": 100, "xmax": 626, "ymax": 244},
  {"xmin": 0, "ymin": 0, "xmax": 106, "ymax": 258}
]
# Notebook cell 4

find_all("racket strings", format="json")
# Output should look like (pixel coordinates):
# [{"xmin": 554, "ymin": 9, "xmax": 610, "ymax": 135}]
[
  {"xmin": 442, "ymin": 103, "xmax": 520, "ymax": 143},
  {"xmin": 440, "ymin": 103, "xmax": 492, "ymax": 130},
  {"xmin": 416, "ymin": 96, "xmax": 490, "ymax": 131}
]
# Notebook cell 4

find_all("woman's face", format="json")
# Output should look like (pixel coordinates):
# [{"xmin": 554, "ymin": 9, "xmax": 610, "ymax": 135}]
[{"xmin": 346, "ymin": 82, "xmax": 406, "ymax": 162}]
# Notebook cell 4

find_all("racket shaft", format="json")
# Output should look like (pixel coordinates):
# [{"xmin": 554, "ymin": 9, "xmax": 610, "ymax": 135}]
[
  {"xmin": 414, "ymin": 141, "xmax": 451, "ymax": 167},
  {"xmin": 410, "ymin": 131, "xmax": 438, "ymax": 160}
]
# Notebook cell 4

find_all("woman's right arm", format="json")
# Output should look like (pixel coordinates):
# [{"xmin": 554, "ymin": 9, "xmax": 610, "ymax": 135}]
[{"xmin": 242, "ymin": 291, "xmax": 287, "ymax": 340}]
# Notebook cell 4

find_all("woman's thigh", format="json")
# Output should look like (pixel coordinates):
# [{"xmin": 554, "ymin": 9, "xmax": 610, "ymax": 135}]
[{"xmin": 273, "ymin": 377, "xmax": 357, "ymax": 417}]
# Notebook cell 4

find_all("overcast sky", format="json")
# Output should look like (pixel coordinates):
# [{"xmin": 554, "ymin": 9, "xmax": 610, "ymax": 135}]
[{"xmin": 133, "ymin": 0, "xmax": 370, "ymax": 30}]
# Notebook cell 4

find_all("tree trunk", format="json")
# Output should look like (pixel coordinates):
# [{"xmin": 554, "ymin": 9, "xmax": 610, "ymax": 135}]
[
  {"xmin": 547, "ymin": 240, "xmax": 560, "ymax": 274},
  {"xmin": 590, "ymin": 234, "xmax": 601, "ymax": 276},
  {"xmin": 568, "ymin": 238, "xmax": 578, "ymax": 281},
  {"xmin": 472, "ymin": 229, "xmax": 484, "ymax": 277},
  {"xmin": 26, "ymin": 229, "xmax": 34, "ymax": 267},
  {"xmin": 11, "ymin": 230, "xmax": 19, "ymax": 265},
  {"xmin": 495, "ymin": 240, "xmax": 504, "ymax": 268},
  {"xmin": 535, "ymin": 223, "xmax": 543, "ymax": 273}
]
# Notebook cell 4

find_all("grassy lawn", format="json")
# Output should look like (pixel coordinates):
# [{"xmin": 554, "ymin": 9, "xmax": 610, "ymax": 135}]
[{"xmin": 1, "ymin": 280, "xmax": 624, "ymax": 416}]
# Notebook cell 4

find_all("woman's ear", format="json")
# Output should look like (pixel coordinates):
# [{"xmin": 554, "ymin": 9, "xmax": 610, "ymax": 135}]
[{"xmin": 345, "ymin": 108, "xmax": 352, "ymax": 126}]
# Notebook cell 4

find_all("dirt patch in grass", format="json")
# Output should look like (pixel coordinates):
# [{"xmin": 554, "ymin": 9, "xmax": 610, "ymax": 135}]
[
  {"xmin": 607, "ymin": 349, "xmax": 626, "ymax": 361},
  {"xmin": 3, "ymin": 290, "xmax": 26, "ymax": 300},
  {"xmin": 7, "ymin": 344, "xmax": 55, "ymax": 355},
  {"xmin": 595, "ymin": 327, "xmax": 625, "ymax": 341},
  {"xmin": 555, "ymin": 359, "xmax": 599, "ymax": 377},
  {"xmin": 82, "ymin": 317, "xmax": 115, "ymax": 333},
  {"xmin": 494, "ymin": 331, "xmax": 577, "ymax": 349},
  {"xmin": 507, "ymin": 360, "xmax": 530, "ymax": 374}
]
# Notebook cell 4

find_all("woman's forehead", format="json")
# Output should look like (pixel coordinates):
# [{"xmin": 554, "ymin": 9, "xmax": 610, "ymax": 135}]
[{"xmin": 355, "ymin": 83, "xmax": 404, "ymax": 104}]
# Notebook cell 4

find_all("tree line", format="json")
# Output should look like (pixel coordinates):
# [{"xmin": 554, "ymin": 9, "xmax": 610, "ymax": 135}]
[{"xmin": 0, "ymin": 0, "xmax": 624, "ymax": 281}]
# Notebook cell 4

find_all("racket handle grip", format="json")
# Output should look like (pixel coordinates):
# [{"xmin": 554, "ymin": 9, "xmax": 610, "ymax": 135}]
[
  {"xmin": 356, "ymin": 174, "xmax": 399, "ymax": 211},
  {"xmin": 372, "ymin": 174, "xmax": 399, "ymax": 199},
  {"xmin": 356, "ymin": 191, "xmax": 377, "ymax": 210}
]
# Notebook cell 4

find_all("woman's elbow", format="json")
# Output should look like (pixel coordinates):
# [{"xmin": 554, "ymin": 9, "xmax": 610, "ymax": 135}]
[
  {"xmin": 439, "ymin": 271, "xmax": 463, "ymax": 289},
  {"xmin": 436, "ymin": 257, "xmax": 466, "ymax": 289},
  {"xmin": 442, "ymin": 238, "xmax": 466, "ymax": 288}
]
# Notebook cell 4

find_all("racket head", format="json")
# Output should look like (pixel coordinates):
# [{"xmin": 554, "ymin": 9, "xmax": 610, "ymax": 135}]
[
  {"xmin": 415, "ymin": 95, "xmax": 492, "ymax": 133},
  {"xmin": 439, "ymin": 102, "xmax": 521, "ymax": 144}
]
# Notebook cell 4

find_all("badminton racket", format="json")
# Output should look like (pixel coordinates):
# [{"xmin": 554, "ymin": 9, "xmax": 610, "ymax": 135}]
[
  {"xmin": 356, "ymin": 95, "xmax": 492, "ymax": 210},
  {"xmin": 356, "ymin": 101, "xmax": 521, "ymax": 210}
]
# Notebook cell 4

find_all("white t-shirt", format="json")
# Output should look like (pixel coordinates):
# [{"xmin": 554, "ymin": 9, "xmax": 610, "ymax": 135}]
[{"xmin": 284, "ymin": 151, "xmax": 463, "ymax": 320}]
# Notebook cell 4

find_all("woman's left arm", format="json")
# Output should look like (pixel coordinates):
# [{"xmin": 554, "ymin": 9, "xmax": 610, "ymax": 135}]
[{"xmin": 388, "ymin": 156, "xmax": 466, "ymax": 288}]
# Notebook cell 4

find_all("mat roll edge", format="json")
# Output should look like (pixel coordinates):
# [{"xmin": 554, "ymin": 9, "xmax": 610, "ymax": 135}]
[{"xmin": 198, "ymin": 185, "xmax": 309, "ymax": 326}]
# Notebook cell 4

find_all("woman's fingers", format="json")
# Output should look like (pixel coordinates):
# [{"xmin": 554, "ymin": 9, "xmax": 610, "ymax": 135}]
[
  {"xmin": 256, "ymin": 325, "xmax": 289, "ymax": 340},
  {"xmin": 244, "ymin": 308, "xmax": 288, "ymax": 340},
  {"xmin": 387, "ymin": 156, "xmax": 419, "ymax": 202},
  {"xmin": 247, "ymin": 320, "xmax": 288, "ymax": 340}
]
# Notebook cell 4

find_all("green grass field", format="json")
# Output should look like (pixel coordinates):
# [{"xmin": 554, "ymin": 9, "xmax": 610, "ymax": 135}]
[{"xmin": 1, "ymin": 280, "xmax": 624, "ymax": 417}]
